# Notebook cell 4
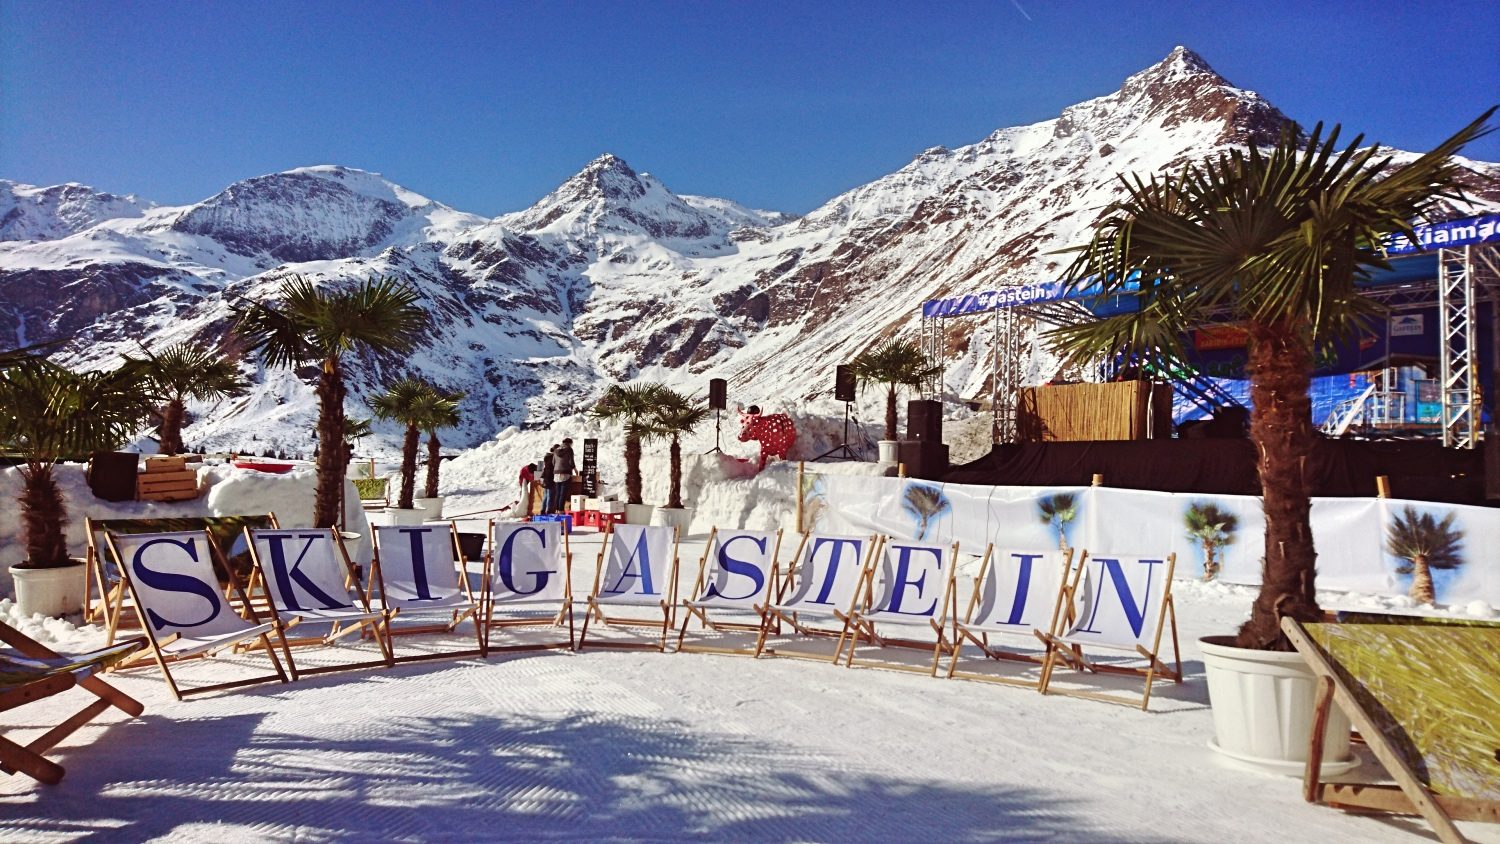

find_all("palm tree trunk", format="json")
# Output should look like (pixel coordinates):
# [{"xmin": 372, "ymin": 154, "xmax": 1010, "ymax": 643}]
[
  {"xmin": 885, "ymin": 383, "xmax": 898, "ymax": 441},
  {"xmin": 625, "ymin": 432, "xmax": 643, "ymax": 505},
  {"xmin": 18, "ymin": 462, "xmax": 69, "ymax": 568},
  {"xmin": 668, "ymin": 435, "xmax": 683, "ymax": 508},
  {"xmin": 1203, "ymin": 542, "xmax": 1218, "ymax": 582},
  {"xmin": 398, "ymin": 424, "xmax": 420, "ymax": 509},
  {"xmin": 159, "ymin": 398, "xmax": 186, "ymax": 455},
  {"xmin": 1236, "ymin": 320, "xmax": 1321, "ymax": 650},
  {"xmin": 1056, "ymin": 525, "xmax": 1068, "ymax": 554},
  {"xmin": 1410, "ymin": 555, "xmax": 1435, "ymax": 604},
  {"xmin": 424, "ymin": 431, "xmax": 441, "ymax": 499},
  {"xmin": 313, "ymin": 359, "xmax": 345, "ymax": 529}
]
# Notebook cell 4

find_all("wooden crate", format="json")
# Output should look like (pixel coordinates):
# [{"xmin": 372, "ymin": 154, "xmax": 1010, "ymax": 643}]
[
  {"xmin": 143, "ymin": 456, "xmax": 187, "ymax": 473},
  {"xmin": 137, "ymin": 466, "xmax": 201, "ymax": 502},
  {"xmin": 1017, "ymin": 381, "xmax": 1173, "ymax": 442}
]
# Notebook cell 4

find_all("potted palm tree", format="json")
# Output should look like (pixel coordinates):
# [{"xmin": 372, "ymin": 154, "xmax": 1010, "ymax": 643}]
[
  {"xmin": 367, "ymin": 377, "xmax": 443, "ymax": 525},
  {"xmin": 415, "ymin": 388, "xmax": 463, "ymax": 520},
  {"xmin": 1047, "ymin": 111, "xmax": 1492, "ymax": 774},
  {"xmin": 639, "ymin": 387, "xmax": 710, "ymax": 530},
  {"xmin": 232, "ymin": 274, "xmax": 427, "ymax": 528},
  {"xmin": 0, "ymin": 359, "xmax": 154, "ymax": 617},
  {"xmin": 592, "ymin": 382, "xmax": 667, "ymax": 524},
  {"xmin": 130, "ymin": 341, "xmax": 248, "ymax": 455},
  {"xmin": 849, "ymin": 340, "xmax": 941, "ymax": 463}
]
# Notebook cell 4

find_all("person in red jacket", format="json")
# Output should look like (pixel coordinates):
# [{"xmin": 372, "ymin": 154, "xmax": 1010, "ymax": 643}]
[{"xmin": 518, "ymin": 462, "xmax": 536, "ymax": 515}]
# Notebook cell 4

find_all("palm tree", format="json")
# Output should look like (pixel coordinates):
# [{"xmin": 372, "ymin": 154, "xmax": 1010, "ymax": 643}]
[
  {"xmin": 1185, "ymin": 502, "xmax": 1239, "ymax": 582},
  {"xmin": 232, "ymin": 275, "xmax": 427, "ymax": 527},
  {"xmin": 902, "ymin": 483, "xmax": 950, "ymax": 540},
  {"xmin": 639, "ymin": 387, "xmax": 711, "ymax": 509},
  {"xmin": 592, "ymin": 382, "xmax": 667, "ymax": 506},
  {"xmin": 421, "ymin": 390, "xmax": 463, "ymax": 500},
  {"xmin": 129, "ymin": 341, "xmax": 248, "ymax": 455},
  {"xmin": 367, "ymin": 378, "xmax": 444, "ymax": 510},
  {"xmin": 849, "ymin": 340, "xmax": 942, "ymax": 441},
  {"xmin": 1046, "ymin": 112, "xmax": 1492, "ymax": 649},
  {"xmin": 1036, "ymin": 492, "xmax": 1077, "ymax": 552},
  {"xmin": 0, "ymin": 360, "xmax": 154, "ymax": 568},
  {"xmin": 1385, "ymin": 506, "xmax": 1464, "ymax": 605}
]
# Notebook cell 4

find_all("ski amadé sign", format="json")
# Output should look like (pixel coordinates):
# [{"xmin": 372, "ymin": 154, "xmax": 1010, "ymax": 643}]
[{"xmin": 924, "ymin": 215, "xmax": 1500, "ymax": 319}]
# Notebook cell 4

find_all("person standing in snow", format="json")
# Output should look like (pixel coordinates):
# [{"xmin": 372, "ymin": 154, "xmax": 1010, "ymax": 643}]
[
  {"xmin": 518, "ymin": 462, "xmax": 536, "ymax": 516},
  {"xmin": 553, "ymin": 438, "xmax": 576, "ymax": 514},
  {"xmin": 540, "ymin": 446, "xmax": 557, "ymax": 514}
]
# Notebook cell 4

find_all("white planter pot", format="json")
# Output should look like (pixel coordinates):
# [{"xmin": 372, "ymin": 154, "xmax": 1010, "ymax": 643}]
[
  {"xmin": 12, "ymin": 561, "xmax": 87, "ymax": 618},
  {"xmin": 651, "ymin": 506, "xmax": 694, "ymax": 532},
  {"xmin": 1200, "ymin": 635, "xmax": 1358, "ymax": 776},
  {"xmin": 623, "ymin": 503, "xmax": 655, "ymax": 525},
  {"xmin": 414, "ymin": 496, "xmax": 445, "ymax": 520},
  {"xmin": 877, "ymin": 440, "xmax": 901, "ymax": 464},
  {"xmin": 385, "ymin": 507, "xmax": 427, "ymax": 526}
]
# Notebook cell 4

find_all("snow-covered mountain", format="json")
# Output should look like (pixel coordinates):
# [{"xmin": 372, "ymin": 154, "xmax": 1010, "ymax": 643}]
[
  {"xmin": 0, "ymin": 180, "xmax": 155, "ymax": 242},
  {"xmin": 2, "ymin": 47, "xmax": 1497, "ymax": 455}
]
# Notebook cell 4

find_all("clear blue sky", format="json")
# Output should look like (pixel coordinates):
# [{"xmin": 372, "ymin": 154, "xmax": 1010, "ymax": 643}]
[{"xmin": 2, "ymin": 1, "xmax": 1496, "ymax": 216}]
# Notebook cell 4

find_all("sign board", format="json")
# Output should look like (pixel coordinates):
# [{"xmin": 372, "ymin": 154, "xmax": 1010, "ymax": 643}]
[
  {"xmin": 1194, "ymin": 324, "xmax": 1249, "ymax": 351},
  {"xmin": 582, "ymin": 438, "xmax": 598, "ymax": 496},
  {"xmin": 1390, "ymin": 314, "xmax": 1424, "ymax": 337}
]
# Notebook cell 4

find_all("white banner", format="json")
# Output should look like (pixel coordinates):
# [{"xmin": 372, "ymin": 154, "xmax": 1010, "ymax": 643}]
[
  {"xmin": 695, "ymin": 529, "xmax": 778, "ymax": 608},
  {"xmin": 867, "ymin": 540, "xmax": 951, "ymax": 622},
  {"xmin": 596, "ymin": 524, "xmax": 675, "ymax": 606},
  {"xmin": 966, "ymin": 548, "xmax": 1068, "ymax": 638},
  {"xmin": 1060, "ymin": 553, "xmax": 1174, "ymax": 650},
  {"xmin": 780, "ymin": 533, "xmax": 871, "ymax": 618},
  {"xmin": 490, "ymin": 521, "xmax": 569, "ymax": 605},
  {"xmin": 806, "ymin": 474, "xmax": 1500, "ymax": 607}
]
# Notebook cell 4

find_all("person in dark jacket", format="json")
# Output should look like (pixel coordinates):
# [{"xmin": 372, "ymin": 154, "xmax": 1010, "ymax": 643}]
[
  {"xmin": 540, "ymin": 446, "xmax": 558, "ymax": 514},
  {"xmin": 552, "ymin": 438, "xmax": 576, "ymax": 513}
]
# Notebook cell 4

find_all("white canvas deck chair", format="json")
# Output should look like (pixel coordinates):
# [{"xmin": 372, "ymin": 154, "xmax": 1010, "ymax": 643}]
[
  {"xmin": 675, "ymin": 528, "xmax": 784, "ymax": 656},
  {"xmin": 369, "ymin": 524, "xmax": 486, "ymax": 663},
  {"xmin": 839, "ymin": 538, "xmax": 961, "ymax": 676},
  {"xmin": 948, "ymin": 547, "xmax": 1077, "ymax": 688},
  {"xmin": 1038, "ymin": 551, "xmax": 1182, "ymax": 710},
  {"xmin": 577, "ymin": 523, "xmax": 679, "ymax": 652},
  {"xmin": 246, "ymin": 528, "xmax": 394, "ymax": 679},
  {"xmin": 753, "ymin": 532, "xmax": 876, "ymax": 662},
  {"xmin": 104, "ymin": 529, "xmax": 290, "ymax": 699},
  {"xmin": 484, "ymin": 520, "xmax": 576, "ymax": 652}
]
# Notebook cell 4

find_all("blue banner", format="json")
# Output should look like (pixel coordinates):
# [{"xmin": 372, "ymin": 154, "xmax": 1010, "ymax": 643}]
[{"xmin": 1383, "ymin": 213, "xmax": 1500, "ymax": 256}]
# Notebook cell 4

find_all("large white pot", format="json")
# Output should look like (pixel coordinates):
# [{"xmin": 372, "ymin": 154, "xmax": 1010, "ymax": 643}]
[
  {"xmin": 1200, "ymin": 635, "xmax": 1358, "ymax": 776},
  {"xmin": 877, "ymin": 440, "xmax": 901, "ymax": 464},
  {"xmin": 624, "ymin": 503, "xmax": 655, "ymax": 525},
  {"xmin": 12, "ymin": 561, "xmax": 87, "ymax": 618},
  {"xmin": 385, "ymin": 507, "xmax": 427, "ymax": 526},
  {"xmin": 414, "ymin": 496, "xmax": 445, "ymax": 520},
  {"xmin": 651, "ymin": 506, "xmax": 694, "ymax": 532}
]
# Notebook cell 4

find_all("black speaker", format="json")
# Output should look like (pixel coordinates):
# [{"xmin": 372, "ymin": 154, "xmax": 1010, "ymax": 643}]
[
  {"xmin": 907, "ymin": 399, "xmax": 943, "ymax": 443},
  {"xmin": 898, "ymin": 440, "xmax": 949, "ymax": 481},
  {"xmin": 87, "ymin": 451, "xmax": 139, "ymax": 502},
  {"xmin": 708, "ymin": 378, "xmax": 727, "ymax": 410},
  {"xmin": 834, "ymin": 365, "xmax": 856, "ymax": 402}
]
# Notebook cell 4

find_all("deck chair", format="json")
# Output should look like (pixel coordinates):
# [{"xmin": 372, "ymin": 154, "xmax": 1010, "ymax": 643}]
[
  {"xmin": 246, "ymin": 528, "xmax": 394, "ymax": 679},
  {"xmin": 753, "ymin": 532, "xmax": 877, "ymax": 662},
  {"xmin": 0, "ymin": 622, "xmax": 145, "ymax": 784},
  {"xmin": 577, "ymin": 523, "xmax": 679, "ymax": 652},
  {"xmin": 675, "ymin": 528, "xmax": 784, "ymax": 656},
  {"xmin": 485, "ymin": 520, "xmax": 576, "ymax": 652},
  {"xmin": 369, "ymin": 524, "xmax": 486, "ymax": 663},
  {"xmin": 1283, "ymin": 618, "xmax": 1500, "ymax": 844},
  {"xmin": 1038, "ymin": 551, "xmax": 1181, "ymax": 710},
  {"xmin": 839, "ymin": 539, "xmax": 960, "ymax": 676},
  {"xmin": 104, "ymin": 530, "xmax": 290, "ymax": 699},
  {"xmin": 948, "ymin": 547, "xmax": 1076, "ymax": 688}
]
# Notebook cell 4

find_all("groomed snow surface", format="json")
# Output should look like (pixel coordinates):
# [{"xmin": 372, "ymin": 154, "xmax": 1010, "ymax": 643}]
[{"xmin": 3, "ymin": 525, "xmax": 1496, "ymax": 843}]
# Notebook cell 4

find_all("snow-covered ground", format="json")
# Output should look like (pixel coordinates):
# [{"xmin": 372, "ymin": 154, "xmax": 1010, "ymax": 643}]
[{"xmin": 2, "ymin": 527, "xmax": 1494, "ymax": 843}]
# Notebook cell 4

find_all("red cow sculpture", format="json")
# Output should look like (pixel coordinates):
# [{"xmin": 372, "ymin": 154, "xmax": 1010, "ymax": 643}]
[{"xmin": 738, "ymin": 409, "xmax": 797, "ymax": 471}]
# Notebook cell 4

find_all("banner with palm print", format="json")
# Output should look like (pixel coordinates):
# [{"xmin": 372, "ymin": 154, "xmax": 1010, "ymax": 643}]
[{"xmin": 1379, "ymin": 499, "xmax": 1500, "ymax": 606}]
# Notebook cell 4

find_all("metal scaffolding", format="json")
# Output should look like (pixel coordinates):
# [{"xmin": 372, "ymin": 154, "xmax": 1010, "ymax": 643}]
[{"xmin": 1437, "ymin": 243, "xmax": 1500, "ymax": 448}]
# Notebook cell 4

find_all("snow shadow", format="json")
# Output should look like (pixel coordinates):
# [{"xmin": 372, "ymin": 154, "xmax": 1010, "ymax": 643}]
[{"xmin": 1, "ymin": 703, "xmax": 1094, "ymax": 842}]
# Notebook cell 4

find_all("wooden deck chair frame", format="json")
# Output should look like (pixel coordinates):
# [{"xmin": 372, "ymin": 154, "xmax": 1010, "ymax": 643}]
[
  {"xmin": 675, "ymin": 527, "xmax": 784, "ymax": 657},
  {"xmin": 368, "ymin": 523, "xmax": 486, "ymax": 664},
  {"xmin": 1282, "ymin": 618, "xmax": 1499, "ymax": 843},
  {"xmin": 948, "ymin": 547, "xmax": 1079, "ymax": 689},
  {"xmin": 104, "ymin": 529, "xmax": 291, "ymax": 700},
  {"xmin": 1037, "ymin": 551, "xmax": 1182, "ymax": 711},
  {"xmin": 483, "ymin": 520, "xmax": 577, "ymax": 652},
  {"xmin": 0, "ymin": 622, "xmax": 147, "ymax": 784},
  {"xmin": 85, "ymin": 513, "xmax": 282, "ymax": 647},
  {"xmin": 244, "ymin": 527, "xmax": 395, "ymax": 680},
  {"xmin": 839, "ymin": 540, "xmax": 961, "ymax": 677},
  {"xmin": 753, "ymin": 533, "xmax": 878, "ymax": 662},
  {"xmin": 577, "ymin": 525, "xmax": 681, "ymax": 652}
]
